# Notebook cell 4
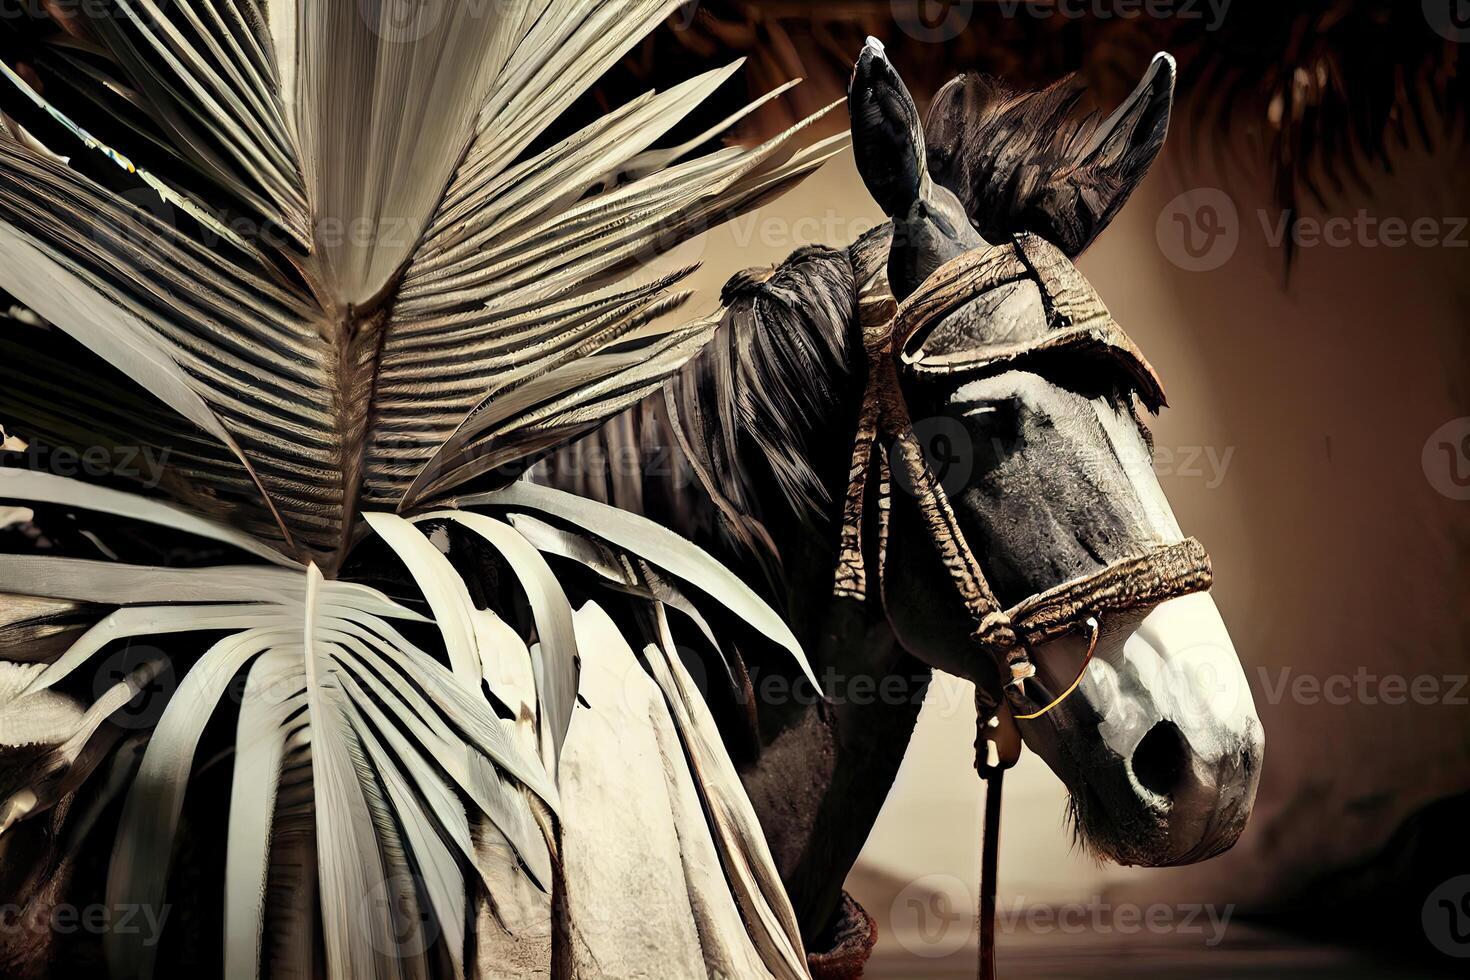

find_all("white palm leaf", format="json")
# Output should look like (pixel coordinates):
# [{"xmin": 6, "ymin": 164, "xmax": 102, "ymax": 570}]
[
  {"xmin": 0, "ymin": 3, "xmax": 838, "ymax": 976},
  {"xmin": 0, "ymin": 0, "xmax": 846, "ymax": 567},
  {"xmin": 0, "ymin": 467, "xmax": 814, "ymax": 977}
]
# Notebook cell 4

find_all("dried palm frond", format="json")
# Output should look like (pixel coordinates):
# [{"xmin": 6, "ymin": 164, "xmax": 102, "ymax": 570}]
[
  {"xmin": 605, "ymin": 1, "xmax": 1467, "ymax": 266},
  {"xmin": 0, "ymin": 2, "xmax": 841, "ymax": 976}
]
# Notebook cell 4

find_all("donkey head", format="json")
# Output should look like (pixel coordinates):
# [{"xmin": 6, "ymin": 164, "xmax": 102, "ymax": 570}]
[{"xmin": 849, "ymin": 40, "xmax": 1262, "ymax": 867}]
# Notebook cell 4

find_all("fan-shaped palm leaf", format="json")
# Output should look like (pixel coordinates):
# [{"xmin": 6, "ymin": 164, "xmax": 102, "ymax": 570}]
[{"xmin": 0, "ymin": 3, "xmax": 838, "ymax": 976}]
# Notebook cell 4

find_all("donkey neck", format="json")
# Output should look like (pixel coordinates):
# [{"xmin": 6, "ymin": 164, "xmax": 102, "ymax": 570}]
[
  {"xmin": 535, "ymin": 226, "xmax": 931, "ymax": 944},
  {"xmin": 670, "ymin": 227, "xmax": 934, "ymax": 943}
]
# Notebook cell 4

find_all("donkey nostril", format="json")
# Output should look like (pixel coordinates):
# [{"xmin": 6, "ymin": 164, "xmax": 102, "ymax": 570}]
[{"xmin": 1131, "ymin": 720, "xmax": 1188, "ymax": 798}]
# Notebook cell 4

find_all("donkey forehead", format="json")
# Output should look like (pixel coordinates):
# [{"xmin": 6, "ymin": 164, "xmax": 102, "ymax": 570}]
[
  {"xmin": 900, "ymin": 232, "xmax": 1089, "ymax": 351},
  {"xmin": 899, "ymin": 232, "xmax": 1169, "ymax": 413}
]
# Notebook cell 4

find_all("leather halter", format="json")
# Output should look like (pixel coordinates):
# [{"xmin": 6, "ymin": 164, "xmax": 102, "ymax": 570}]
[
  {"xmin": 832, "ymin": 232, "xmax": 1214, "ymax": 718},
  {"xmin": 830, "ymin": 233, "xmax": 1216, "ymax": 979}
]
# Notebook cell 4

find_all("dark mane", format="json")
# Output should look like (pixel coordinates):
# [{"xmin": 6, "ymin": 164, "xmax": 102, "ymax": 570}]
[
  {"xmin": 926, "ymin": 73, "xmax": 1165, "ymax": 256},
  {"xmin": 695, "ymin": 245, "xmax": 857, "ymax": 528},
  {"xmin": 535, "ymin": 226, "xmax": 892, "ymax": 587}
]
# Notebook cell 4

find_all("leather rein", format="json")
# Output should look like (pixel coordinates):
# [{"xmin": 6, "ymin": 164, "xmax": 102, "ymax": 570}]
[{"xmin": 829, "ymin": 233, "xmax": 1215, "ymax": 979}]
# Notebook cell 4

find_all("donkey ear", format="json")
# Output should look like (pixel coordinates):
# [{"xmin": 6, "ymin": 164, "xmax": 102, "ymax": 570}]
[
  {"xmin": 849, "ymin": 38, "xmax": 927, "ymax": 219},
  {"xmin": 925, "ymin": 53, "xmax": 1175, "ymax": 257},
  {"xmin": 1063, "ymin": 52, "xmax": 1175, "ymax": 247}
]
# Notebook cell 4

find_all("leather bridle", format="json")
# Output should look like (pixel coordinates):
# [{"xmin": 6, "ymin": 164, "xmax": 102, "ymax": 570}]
[{"xmin": 830, "ymin": 231, "xmax": 1215, "ymax": 978}]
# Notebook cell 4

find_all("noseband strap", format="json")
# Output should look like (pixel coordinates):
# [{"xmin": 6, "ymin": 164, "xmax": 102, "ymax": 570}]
[{"xmin": 832, "ymin": 237, "xmax": 1215, "ymax": 980}]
